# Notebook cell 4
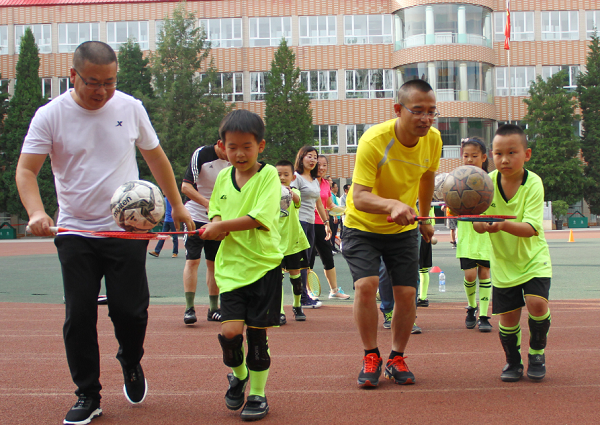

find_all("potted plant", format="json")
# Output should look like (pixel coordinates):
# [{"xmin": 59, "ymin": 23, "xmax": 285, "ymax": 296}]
[{"xmin": 552, "ymin": 200, "xmax": 569, "ymax": 230}]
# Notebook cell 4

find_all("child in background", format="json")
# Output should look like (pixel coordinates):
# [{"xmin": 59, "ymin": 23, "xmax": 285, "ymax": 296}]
[
  {"xmin": 416, "ymin": 205, "xmax": 435, "ymax": 307},
  {"xmin": 201, "ymin": 110, "xmax": 283, "ymax": 420},
  {"xmin": 474, "ymin": 125, "xmax": 552, "ymax": 382},
  {"xmin": 276, "ymin": 160, "xmax": 310, "ymax": 323},
  {"xmin": 457, "ymin": 138, "xmax": 493, "ymax": 332}
]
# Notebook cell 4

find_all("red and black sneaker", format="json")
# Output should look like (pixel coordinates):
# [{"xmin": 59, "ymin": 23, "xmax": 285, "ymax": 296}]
[
  {"xmin": 384, "ymin": 355, "xmax": 415, "ymax": 385},
  {"xmin": 357, "ymin": 353, "xmax": 383, "ymax": 388}
]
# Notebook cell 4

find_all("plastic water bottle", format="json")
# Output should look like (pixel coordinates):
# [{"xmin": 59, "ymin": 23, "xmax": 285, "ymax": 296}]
[{"xmin": 439, "ymin": 271, "xmax": 446, "ymax": 292}]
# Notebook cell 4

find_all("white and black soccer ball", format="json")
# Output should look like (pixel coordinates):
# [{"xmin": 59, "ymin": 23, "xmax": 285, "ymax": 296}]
[
  {"xmin": 110, "ymin": 180, "xmax": 165, "ymax": 232},
  {"xmin": 281, "ymin": 186, "xmax": 292, "ymax": 211},
  {"xmin": 433, "ymin": 172, "xmax": 449, "ymax": 202}
]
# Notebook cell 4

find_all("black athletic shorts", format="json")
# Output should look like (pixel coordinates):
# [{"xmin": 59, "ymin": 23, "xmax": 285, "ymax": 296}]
[
  {"xmin": 184, "ymin": 221, "xmax": 221, "ymax": 261},
  {"xmin": 419, "ymin": 238, "xmax": 432, "ymax": 269},
  {"xmin": 220, "ymin": 266, "xmax": 283, "ymax": 328},
  {"xmin": 342, "ymin": 227, "xmax": 418, "ymax": 288},
  {"xmin": 282, "ymin": 251, "xmax": 308, "ymax": 271},
  {"xmin": 459, "ymin": 258, "xmax": 491, "ymax": 270},
  {"xmin": 492, "ymin": 277, "xmax": 551, "ymax": 315}
]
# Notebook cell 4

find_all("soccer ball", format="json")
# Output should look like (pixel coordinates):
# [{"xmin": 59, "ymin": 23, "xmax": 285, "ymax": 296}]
[
  {"xmin": 441, "ymin": 166, "xmax": 494, "ymax": 215},
  {"xmin": 281, "ymin": 186, "xmax": 292, "ymax": 211},
  {"xmin": 433, "ymin": 172, "xmax": 449, "ymax": 202},
  {"xmin": 110, "ymin": 180, "xmax": 165, "ymax": 232}
]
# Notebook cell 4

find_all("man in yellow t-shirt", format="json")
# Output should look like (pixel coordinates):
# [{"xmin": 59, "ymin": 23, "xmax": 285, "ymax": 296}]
[{"xmin": 342, "ymin": 80, "xmax": 442, "ymax": 388}]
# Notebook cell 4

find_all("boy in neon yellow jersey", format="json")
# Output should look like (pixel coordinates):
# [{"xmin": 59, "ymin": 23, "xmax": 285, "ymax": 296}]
[
  {"xmin": 201, "ymin": 109, "xmax": 283, "ymax": 420},
  {"xmin": 474, "ymin": 124, "xmax": 552, "ymax": 382},
  {"xmin": 276, "ymin": 159, "xmax": 310, "ymax": 323}
]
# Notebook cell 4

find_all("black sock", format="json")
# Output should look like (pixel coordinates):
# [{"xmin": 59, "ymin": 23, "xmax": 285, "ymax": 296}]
[
  {"xmin": 365, "ymin": 348, "xmax": 380, "ymax": 358},
  {"xmin": 389, "ymin": 350, "xmax": 403, "ymax": 359}
]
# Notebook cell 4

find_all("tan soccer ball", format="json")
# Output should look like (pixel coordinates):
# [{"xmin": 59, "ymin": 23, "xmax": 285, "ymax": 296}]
[{"xmin": 441, "ymin": 166, "xmax": 494, "ymax": 215}]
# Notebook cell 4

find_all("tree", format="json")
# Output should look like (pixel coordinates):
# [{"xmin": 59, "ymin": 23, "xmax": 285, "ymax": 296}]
[
  {"xmin": 117, "ymin": 39, "xmax": 153, "ymax": 99},
  {"xmin": 0, "ymin": 28, "xmax": 53, "ymax": 219},
  {"xmin": 148, "ymin": 5, "xmax": 232, "ymax": 179},
  {"xmin": 523, "ymin": 71, "xmax": 585, "ymax": 206},
  {"xmin": 262, "ymin": 39, "xmax": 313, "ymax": 164},
  {"xmin": 576, "ymin": 31, "xmax": 600, "ymax": 214},
  {"xmin": 0, "ymin": 74, "xmax": 9, "ymax": 137}
]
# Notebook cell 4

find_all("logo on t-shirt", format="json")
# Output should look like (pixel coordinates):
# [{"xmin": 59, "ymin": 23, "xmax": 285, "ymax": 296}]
[
  {"xmin": 116, "ymin": 121, "xmax": 123, "ymax": 127},
  {"xmin": 220, "ymin": 195, "xmax": 227, "ymax": 199}
]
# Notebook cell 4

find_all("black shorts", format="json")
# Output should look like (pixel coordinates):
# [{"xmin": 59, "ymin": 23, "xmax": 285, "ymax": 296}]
[
  {"xmin": 220, "ymin": 266, "xmax": 283, "ymax": 328},
  {"xmin": 342, "ymin": 227, "xmax": 418, "ymax": 288},
  {"xmin": 184, "ymin": 221, "xmax": 221, "ymax": 261},
  {"xmin": 492, "ymin": 277, "xmax": 551, "ymax": 315},
  {"xmin": 282, "ymin": 251, "xmax": 307, "ymax": 271},
  {"xmin": 460, "ymin": 258, "xmax": 491, "ymax": 270},
  {"xmin": 419, "ymin": 238, "xmax": 432, "ymax": 269}
]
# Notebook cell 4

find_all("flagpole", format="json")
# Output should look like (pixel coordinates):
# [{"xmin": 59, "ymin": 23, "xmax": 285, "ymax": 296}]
[
  {"xmin": 508, "ymin": 48, "xmax": 511, "ymax": 124},
  {"xmin": 505, "ymin": 0, "xmax": 511, "ymax": 124}
]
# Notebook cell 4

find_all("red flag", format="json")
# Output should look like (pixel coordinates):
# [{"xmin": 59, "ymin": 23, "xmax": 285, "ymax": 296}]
[{"xmin": 504, "ymin": 0, "xmax": 511, "ymax": 50}]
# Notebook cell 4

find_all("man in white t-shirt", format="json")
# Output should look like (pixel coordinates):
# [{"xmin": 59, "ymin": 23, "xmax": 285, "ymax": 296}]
[{"xmin": 15, "ymin": 41, "xmax": 193, "ymax": 425}]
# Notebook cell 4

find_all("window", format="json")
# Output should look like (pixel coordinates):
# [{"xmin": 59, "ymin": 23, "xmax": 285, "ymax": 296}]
[
  {"xmin": 15, "ymin": 25, "xmax": 52, "ymax": 53},
  {"xmin": 344, "ymin": 15, "xmax": 392, "ymax": 44},
  {"xmin": 59, "ymin": 77, "xmax": 73, "ymax": 95},
  {"xmin": 495, "ymin": 67, "xmax": 536, "ymax": 96},
  {"xmin": 249, "ymin": 17, "xmax": 291, "ymax": 47},
  {"xmin": 300, "ymin": 71, "xmax": 338, "ymax": 99},
  {"xmin": 346, "ymin": 124, "xmax": 374, "ymax": 153},
  {"xmin": 0, "ymin": 79, "xmax": 9, "ymax": 98},
  {"xmin": 586, "ymin": 11, "xmax": 600, "ymax": 38},
  {"xmin": 346, "ymin": 69, "xmax": 394, "ymax": 99},
  {"xmin": 199, "ymin": 18, "xmax": 242, "ymax": 48},
  {"xmin": 313, "ymin": 125, "xmax": 338, "ymax": 154},
  {"xmin": 542, "ymin": 65, "xmax": 580, "ymax": 91},
  {"xmin": 299, "ymin": 16, "xmax": 336, "ymax": 45},
  {"xmin": 0, "ymin": 26, "xmax": 7, "ymax": 54},
  {"xmin": 58, "ymin": 23, "xmax": 99, "ymax": 53},
  {"xmin": 107, "ymin": 21, "xmax": 149, "ymax": 51},
  {"xmin": 494, "ymin": 11, "xmax": 534, "ymax": 41},
  {"xmin": 250, "ymin": 72, "xmax": 268, "ymax": 100},
  {"xmin": 203, "ymin": 72, "xmax": 243, "ymax": 101},
  {"xmin": 42, "ymin": 78, "xmax": 52, "ymax": 98},
  {"xmin": 541, "ymin": 11, "xmax": 579, "ymax": 40}
]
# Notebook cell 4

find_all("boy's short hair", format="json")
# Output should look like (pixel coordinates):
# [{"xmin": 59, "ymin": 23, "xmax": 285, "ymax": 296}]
[
  {"xmin": 73, "ymin": 41, "xmax": 117, "ymax": 69},
  {"xmin": 495, "ymin": 124, "xmax": 527, "ymax": 149},
  {"xmin": 275, "ymin": 159, "xmax": 294, "ymax": 174},
  {"xmin": 219, "ymin": 109, "xmax": 265, "ymax": 143},
  {"xmin": 397, "ymin": 79, "xmax": 434, "ymax": 104}
]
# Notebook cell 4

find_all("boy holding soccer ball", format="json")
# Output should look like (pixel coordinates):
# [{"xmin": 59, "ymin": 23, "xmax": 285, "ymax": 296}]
[
  {"xmin": 15, "ymin": 41, "xmax": 193, "ymax": 424},
  {"xmin": 474, "ymin": 124, "xmax": 552, "ymax": 382},
  {"xmin": 200, "ymin": 109, "xmax": 283, "ymax": 421}
]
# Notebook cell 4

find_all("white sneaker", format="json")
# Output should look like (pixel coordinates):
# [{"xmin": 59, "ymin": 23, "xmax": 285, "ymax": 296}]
[{"xmin": 329, "ymin": 287, "xmax": 351, "ymax": 300}]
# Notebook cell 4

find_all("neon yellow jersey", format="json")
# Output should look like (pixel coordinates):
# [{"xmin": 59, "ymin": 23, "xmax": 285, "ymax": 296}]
[
  {"xmin": 344, "ymin": 119, "xmax": 442, "ymax": 234},
  {"xmin": 484, "ymin": 169, "xmax": 552, "ymax": 288},
  {"xmin": 456, "ymin": 220, "xmax": 491, "ymax": 261},
  {"xmin": 279, "ymin": 188, "xmax": 310, "ymax": 256},
  {"xmin": 209, "ymin": 163, "xmax": 283, "ymax": 293}
]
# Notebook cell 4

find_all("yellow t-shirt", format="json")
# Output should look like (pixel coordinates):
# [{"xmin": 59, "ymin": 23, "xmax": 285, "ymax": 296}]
[{"xmin": 344, "ymin": 119, "xmax": 442, "ymax": 234}]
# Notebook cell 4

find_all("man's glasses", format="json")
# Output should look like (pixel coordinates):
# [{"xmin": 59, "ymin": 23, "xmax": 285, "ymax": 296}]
[
  {"xmin": 75, "ymin": 69, "xmax": 117, "ymax": 90},
  {"xmin": 399, "ymin": 102, "xmax": 440, "ymax": 119}
]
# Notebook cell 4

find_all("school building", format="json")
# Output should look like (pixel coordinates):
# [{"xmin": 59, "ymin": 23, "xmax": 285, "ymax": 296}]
[{"xmin": 0, "ymin": 0, "xmax": 596, "ymax": 220}]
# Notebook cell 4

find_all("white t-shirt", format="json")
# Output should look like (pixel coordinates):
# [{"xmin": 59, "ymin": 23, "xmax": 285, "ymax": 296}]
[
  {"xmin": 290, "ymin": 173, "xmax": 320, "ymax": 224},
  {"xmin": 21, "ymin": 90, "xmax": 159, "ymax": 232}
]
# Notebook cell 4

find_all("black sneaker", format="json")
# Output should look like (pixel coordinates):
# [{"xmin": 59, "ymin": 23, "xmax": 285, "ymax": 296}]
[
  {"xmin": 292, "ymin": 306, "xmax": 306, "ymax": 321},
  {"xmin": 240, "ymin": 395, "xmax": 269, "ymax": 421},
  {"xmin": 207, "ymin": 308, "xmax": 222, "ymax": 322},
  {"xmin": 465, "ymin": 306, "xmax": 478, "ymax": 329},
  {"xmin": 225, "ymin": 370, "xmax": 249, "ymax": 411},
  {"xmin": 122, "ymin": 363, "xmax": 147, "ymax": 404},
  {"xmin": 477, "ymin": 316, "xmax": 493, "ymax": 332},
  {"xmin": 184, "ymin": 307, "xmax": 197, "ymax": 324},
  {"xmin": 416, "ymin": 298, "xmax": 429, "ymax": 307},
  {"xmin": 527, "ymin": 353, "xmax": 546, "ymax": 380},
  {"xmin": 279, "ymin": 314, "xmax": 287, "ymax": 326},
  {"xmin": 411, "ymin": 323, "xmax": 422, "ymax": 334},
  {"xmin": 500, "ymin": 363, "xmax": 524, "ymax": 382},
  {"xmin": 382, "ymin": 311, "xmax": 392, "ymax": 329},
  {"xmin": 384, "ymin": 355, "xmax": 415, "ymax": 385},
  {"xmin": 63, "ymin": 394, "xmax": 102, "ymax": 425},
  {"xmin": 357, "ymin": 353, "xmax": 383, "ymax": 388}
]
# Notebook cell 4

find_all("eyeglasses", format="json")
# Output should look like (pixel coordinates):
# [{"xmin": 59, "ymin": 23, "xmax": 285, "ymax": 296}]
[
  {"xmin": 399, "ymin": 102, "xmax": 440, "ymax": 119},
  {"xmin": 75, "ymin": 69, "xmax": 117, "ymax": 90}
]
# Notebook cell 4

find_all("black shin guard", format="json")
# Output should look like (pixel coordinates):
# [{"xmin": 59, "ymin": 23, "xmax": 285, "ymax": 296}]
[
  {"xmin": 290, "ymin": 276, "xmax": 302, "ymax": 296},
  {"xmin": 499, "ymin": 331, "xmax": 521, "ymax": 365},
  {"xmin": 246, "ymin": 328, "xmax": 270, "ymax": 372},
  {"xmin": 218, "ymin": 334, "xmax": 244, "ymax": 368},
  {"xmin": 529, "ymin": 316, "xmax": 551, "ymax": 351}
]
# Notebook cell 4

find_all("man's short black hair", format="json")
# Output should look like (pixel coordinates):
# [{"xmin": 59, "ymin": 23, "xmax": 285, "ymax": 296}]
[
  {"xmin": 495, "ymin": 124, "xmax": 527, "ymax": 149},
  {"xmin": 275, "ymin": 159, "xmax": 294, "ymax": 174},
  {"xmin": 397, "ymin": 79, "xmax": 434, "ymax": 104},
  {"xmin": 219, "ymin": 109, "xmax": 265, "ymax": 143},
  {"xmin": 343, "ymin": 184, "xmax": 350, "ymax": 192},
  {"xmin": 73, "ymin": 41, "xmax": 117, "ymax": 70}
]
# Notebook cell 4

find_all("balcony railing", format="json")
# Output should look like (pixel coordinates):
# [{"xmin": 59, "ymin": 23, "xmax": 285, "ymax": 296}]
[{"xmin": 396, "ymin": 33, "xmax": 492, "ymax": 49}]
